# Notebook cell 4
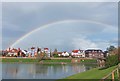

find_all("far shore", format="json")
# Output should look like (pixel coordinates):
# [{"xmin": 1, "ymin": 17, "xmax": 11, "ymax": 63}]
[
  {"xmin": 1, "ymin": 57, "xmax": 97, "ymax": 64},
  {"xmin": 0, "ymin": 56, "xmax": 95, "ymax": 59},
  {"xmin": 1, "ymin": 62, "xmax": 98, "ymax": 65}
]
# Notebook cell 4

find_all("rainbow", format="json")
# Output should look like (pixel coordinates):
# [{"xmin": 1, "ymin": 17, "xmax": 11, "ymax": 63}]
[{"xmin": 10, "ymin": 19, "xmax": 116, "ymax": 48}]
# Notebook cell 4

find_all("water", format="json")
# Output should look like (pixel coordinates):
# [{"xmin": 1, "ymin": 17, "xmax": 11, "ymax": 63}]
[{"xmin": 2, "ymin": 63, "xmax": 97, "ymax": 79}]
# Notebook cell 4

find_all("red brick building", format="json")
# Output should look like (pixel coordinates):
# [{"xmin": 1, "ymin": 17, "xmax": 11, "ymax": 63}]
[{"xmin": 85, "ymin": 49, "xmax": 104, "ymax": 58}]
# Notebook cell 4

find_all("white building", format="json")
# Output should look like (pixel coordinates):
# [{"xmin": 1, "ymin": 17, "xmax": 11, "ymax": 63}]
[
  {"xmin": 44, "ymin": 48, "xmax": 50, "ymax": 57},
  {"xmin": 71, "ymin": 50, "xmax": 85, "ymax": 58},
  {"xmin": 61, "ymin": 52, "xmax": 69, "ymax": 57}
]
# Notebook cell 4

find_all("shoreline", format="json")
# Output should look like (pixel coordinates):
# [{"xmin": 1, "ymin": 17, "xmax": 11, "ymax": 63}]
[
  {"xmin": 1, "ymin": 57, "xmax": 97, "ymax": 65},
  {"xmin": 1, "ymin": 62, "xmax": 97, "ymax": 65},
  {"xmin": 0, "ymin": 57, "xmax": 94, "ymax": 59}
]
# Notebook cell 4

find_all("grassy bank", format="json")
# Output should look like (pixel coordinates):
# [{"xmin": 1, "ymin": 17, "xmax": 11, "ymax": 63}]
[
  {"xmin": 80, "ymin": 59, "xmax": 97, "ymax": 63},
  {"xmin": 42, "ymin": 59, "xmax": 97, "ymax": 63},
  {"xmin": 2, "ymin": 58, "xmax": 38, "ymax": 62},
  {"xmin": 43, "ymin": 59, "xmax": 71, "ymax": 63},
  {"xmin": 64, "ymin": 65, "xmax": 117, "ymax": 79},
  {"xmin": 2, "ymin": 58, "xmax": 71, "ymax": 63},
  {"xmin": 2, "ymin": 58, "xmax": 97, "ymax": 64}
]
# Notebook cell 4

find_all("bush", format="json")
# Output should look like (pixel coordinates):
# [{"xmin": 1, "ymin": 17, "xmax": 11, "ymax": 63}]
[
  {"xmin": 53, "ymin": 54, "xmax": 59, "ymax": 57},
  {"xmin": 105, "ymin": 54, "xmax": 119, "ymax": 68}
]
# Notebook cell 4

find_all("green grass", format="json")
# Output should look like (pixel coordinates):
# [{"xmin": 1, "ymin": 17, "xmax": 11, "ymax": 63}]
[
  {"xmin": 80, "ymin": 59, "xmax": 97, "ymax": 63},
  {"xmin": 2, "ymin": 58, "xmax": 97, "ymax": 64},
  {"xmin": 107, "ymin": 69, "xmax": 119, "ymax": 80},
  {"xmin": 114, "ymin": 69, "xmax": 119, "ymax": 79},
  {"xmin": 2, "ymin": 58, "xmax": 71, "ymax": 63},
  {"xmin": 65, "ymin": 65, "xmax": 117, "ymax": 79},
  {"xmin": 2, "ymin": 58, "xmax": 38, "ymax": 62},
  {"xmin": 43, "ymin": 59, "xmax": 71, "ymax": 63}
]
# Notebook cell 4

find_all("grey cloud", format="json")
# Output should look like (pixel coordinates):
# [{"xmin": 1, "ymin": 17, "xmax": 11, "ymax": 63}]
[{"xmin": 2, "ymin": 2, "xmax": 118, "ymax": 50}]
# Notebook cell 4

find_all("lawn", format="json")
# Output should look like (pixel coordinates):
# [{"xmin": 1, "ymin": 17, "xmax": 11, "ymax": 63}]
[
  {"xmin": 43, "ymin": 59, "xmax": 71, "ymax": 63},
  {"xmin": 80, "ymin": 59, "xmax": 97, "ymax": 63},
  {"xmin": 2, "ymin": 58, "xmax": 38, "ymax": 62},
  {"xmin": 65, "ymin": 65, "xmax": 117, "ymax": 79},
  {"xmin": 2, "ymin": 58, "xmax": 71, "ymax": 63},
  {"xmin": 2, "ymin": 58, "xmax": 97, "ymax": 64}
]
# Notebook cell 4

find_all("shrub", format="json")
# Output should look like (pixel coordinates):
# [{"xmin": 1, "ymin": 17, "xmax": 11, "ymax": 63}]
[
  {"xmin": 105, "ymin": 54, "xmax": 119, "ymax": 68},
  {"xmin": 53, "ymin": 54, "xmax": 59, "ymax": 57}
]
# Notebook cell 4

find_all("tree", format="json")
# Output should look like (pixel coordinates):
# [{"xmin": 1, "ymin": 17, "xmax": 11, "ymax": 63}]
[
  {"xmin": 107, "ymin": 45, "xmax": 116, "ymax": 52},
  {"xmin": 53, "ymin": 48, "xmax": 58, "ymax": 54},
  {"xmin": 37, "ymin": 51, "xmax": 44, "ymax": 62},
  {"xmin": 36, "ymin": 48, "xmax": 46, "ymax": 62},
  {"xmin": 118, "ymin": 47, "xmax": 120, "ymax": 62},
  {"xmin": 105, "ymin": 46, "xmax": 119, "ymax": 68},
  {"xmin": 37, "ymin": 48, "xmax": 41, "ymax": 53},
  {"xmin": 50, "ymin": 49, "xmax": 53, "ymax": 57},
  {"xmin": 105, "ymin": 54, "xmax": 119, "ymax": 68}
]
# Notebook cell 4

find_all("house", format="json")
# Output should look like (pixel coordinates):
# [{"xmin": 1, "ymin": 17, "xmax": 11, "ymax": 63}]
[
  {"xmin": 44, "ymin": 48, "xmax": 50, "ymax": 57},
  {"xmin": 61, "ymin": 51, "xmax": 69, "ymax": 57},
  {"xmin": 71, "ymin": 50, "xmax": 85, "ymax": 58},
  {"xmin": 85, "ymin": 49, "xmax": 104, "ymax": 58},
  {"xmin": 31, "ymin": 47, "xmax": 35, "ymax": 57},
  {"xmin": 58, "ymin": 52, "xmax": 63, "ymax": 57},
  {"xmin": 53, "ymin": 51, "xmax": 69, "ymax": 57},
  {"xmin": 2, "ymin": 50, "xmax": 8, "ymax": 57},
  {"xmin": 44, "ymin": 48, "xmax": 49, "ymax": 53},
  {"xmin": 6, "ymin": 48, "xmax": 18, "ymax": 57},
  {"xmin": 103, "ymin": 51, "xmax": 109, "ymax": 58},
  {"xmin": 5, "ymin": 47, "xmax": 27, "ymax": 57}
]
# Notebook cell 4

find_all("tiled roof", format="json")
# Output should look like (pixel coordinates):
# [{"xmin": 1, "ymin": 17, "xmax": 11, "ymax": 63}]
[
  {"xmin": 72, "ymin": 50, "xmax": 79, "ymax": 53},
  {"xmin": 44, "ymin": 48, "xmax": 49, "ymax": 50}
]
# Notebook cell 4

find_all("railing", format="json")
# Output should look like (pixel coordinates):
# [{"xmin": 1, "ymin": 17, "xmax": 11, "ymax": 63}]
[{"xmin": 101, "ymin": 64, "xmax": 120, "ymax": 81}]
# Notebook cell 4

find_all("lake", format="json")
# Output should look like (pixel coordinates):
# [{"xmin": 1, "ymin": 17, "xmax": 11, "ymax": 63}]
[{"xmin": 2, "ymin": 63, "xmax": 97, "ymax": 79}]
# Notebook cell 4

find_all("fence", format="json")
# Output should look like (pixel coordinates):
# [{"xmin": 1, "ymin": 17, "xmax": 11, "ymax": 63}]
[{"xmin": 101, "ymin": 64, "xmax": 120, "ymax": 81}]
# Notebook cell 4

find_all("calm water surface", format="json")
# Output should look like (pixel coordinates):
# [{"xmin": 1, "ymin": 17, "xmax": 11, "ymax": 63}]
[{"xmin": 2, "ymin": 63, "xmax": 97, "ymax": 79}]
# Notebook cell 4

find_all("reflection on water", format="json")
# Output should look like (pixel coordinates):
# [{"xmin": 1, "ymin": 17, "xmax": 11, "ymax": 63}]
[{"xmin": 2, "ymin": 63, "xmax": 96, "ymax": 79}]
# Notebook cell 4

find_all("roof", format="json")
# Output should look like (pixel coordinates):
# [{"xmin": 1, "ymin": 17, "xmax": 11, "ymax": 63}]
[
  {"xmin": 63, "ymin": 51, "xmax": 67, "ymax": 53},
  {"xmin": 72, "ymin": 50, "xmax": 79, "ymax": 53},
  {"xmin": 44, "ymin": 48, "xmax": 49, "ymax": 50},
  {"xmin": 85, "ymin": 49, "xmax": 102, "ymax": 52},
  {"xmin": 57, "ymin": 52, "xmax": 62, "ymax": 54},
  {"xmin": 31, "ymin": 47, "xmax": 35, "ymax": 49}
]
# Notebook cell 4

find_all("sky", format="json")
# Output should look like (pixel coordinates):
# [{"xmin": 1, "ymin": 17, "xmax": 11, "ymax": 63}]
[{"xmin": 1, "ymin": 1, "xmax": 118, "ymax": 52}]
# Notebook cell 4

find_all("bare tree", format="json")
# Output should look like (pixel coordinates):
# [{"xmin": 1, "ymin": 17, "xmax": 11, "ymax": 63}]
[
  {"xmin": 50, "ymin": 49, "xmax": 53, "ymax": 57},
  {"xmin": 37, "ymin": 51, "xmax": 45, "ymax": 62}
]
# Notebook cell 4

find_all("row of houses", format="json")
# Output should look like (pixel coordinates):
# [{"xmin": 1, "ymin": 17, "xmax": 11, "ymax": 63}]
[
  {"xmin": 2, "ymin": 47, "xmax": 108, "ymax": 58},
  {"xmin": 2, "ymin": 47, "xmax": 50, "ymax": 57},
  {"xmin": 58, "ymin": 49, "xmax": 106, "ymax": 58}
]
